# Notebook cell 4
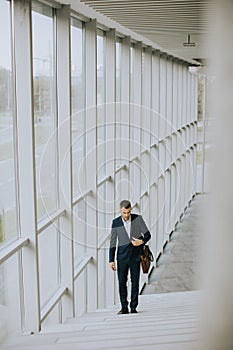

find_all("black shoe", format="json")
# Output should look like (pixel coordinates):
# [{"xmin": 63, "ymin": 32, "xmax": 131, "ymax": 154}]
[
  {"xmin": 117, "ymin": 308, "xmax": 129, "ymax": 314},
  {"xmin": 131, "ymin": 309, "xmax": 138, "ymax": 313}
]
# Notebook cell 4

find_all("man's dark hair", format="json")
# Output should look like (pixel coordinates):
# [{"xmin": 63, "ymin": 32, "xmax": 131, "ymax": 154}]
[{"xmin": 120, "ymin": 200, "xmax": 131, "ymax": 209}]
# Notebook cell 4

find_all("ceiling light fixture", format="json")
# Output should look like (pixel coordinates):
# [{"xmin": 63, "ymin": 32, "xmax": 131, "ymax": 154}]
[{"xmin": 183, "ymin": 34, "xmax": 196, "ymax": 47}]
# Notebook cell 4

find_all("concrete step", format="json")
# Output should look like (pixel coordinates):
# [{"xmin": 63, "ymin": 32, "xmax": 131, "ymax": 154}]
[{"xmin": 4, "ymin": 291, "xmax": 201, "ymax": 350}]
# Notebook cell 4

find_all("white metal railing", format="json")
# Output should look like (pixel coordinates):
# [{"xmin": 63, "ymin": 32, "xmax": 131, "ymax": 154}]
[
  {"xmin": 72, "ymin": 189, "xmax": 93, "ymax": 207},
  {"xmin": 131, "ymin": 202, "xmax": 139, "ymax": 209},
  {"xmin": 140, "ymin": 191, "xmax": 148, "ymax": 199},
  {"xmin": 129, "ymin": 156, "xmax": 139, "ymax": 163},
  {"xmin": 37, "ymin": 208, "xmax": 66, "ymax": 235},
  {"xmin": 141, "ymin": 148, "xmax": 150, "ymax": 155},
  {"xmin": 40, "ymin": 286, "xmax": 68, "ymax": 323},
  {"xmin": 115, "ymin": 164, "xmax": 127, "ymax": 174},
  {"xmin": 74, "ymin": 255, "xmax": 93, "ymax": 281},
  {"xmin": 98, "ymin": 234, "xmax": 110, "ymax": 251},
  {"xmin": 150, "ymin": 143, "xmax": 158, "ymax": 149},
  {"xmin": 0, "ymin": 237, "xmax": 30, "ymax": 264},
  {"xmin": 97, "ymin": 175, "xmax": 112, "ymax": 187}
]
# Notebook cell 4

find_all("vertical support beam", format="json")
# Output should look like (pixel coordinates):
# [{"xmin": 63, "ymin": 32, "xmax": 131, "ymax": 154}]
[
  {"xmin": 170, "ymin": 164, "xmax": 177, "ymax": 230},
  {"xmin": 151, "ymin": 50, "xmax": 160, "ymax": 145},
  {"xmin": 131, "ymin": 41, "xmax": 142, "ymax": 159},
  {"xmin": 120, "ymin": 36, "xmax": 130, "ymax": 198},
  {"xmin": 141, "ymin": 47, "xmax": 152, "ymax": 218},
  {"xmin": 13, "ymin": 0, "xmax": 41, "ymax": 333},
  {"xmin": 182, "ymin": 65, "xmax": 187, "ymax": 127},
  {"xmin": 56, "ymin": 4, "xmax": 74, "ymax": 320},
  {"xmin": 177, "ymin": 62, "xmax": 183, "ymax": 129},
  {"xmin": 129, "ymin": 41, "xmax": 142, "ymax": 207},
  {"xmin": 105, "ymin": 28, "xmax": 116, "ymax": 307},
  {"xmin": 172, "ymin": 60, "xmax": 178, "ymax": 132},
  {"xmin": 85, "ymin": 19, "xmax": 97, "ymax": 312},
  {"xmin": 141, "ymin": 46, "xmax": 152, "ymax": 150},
  {"xmin": 159, "ymin": 53, "xmax": 167, "ymax": 140},
  {"xmin": 166, "ymin": 58, "xmax": 173, "ymax": 138},
  {"xmin": 202, "ymin": 76, "xmax": 207, "ymax": 194}
]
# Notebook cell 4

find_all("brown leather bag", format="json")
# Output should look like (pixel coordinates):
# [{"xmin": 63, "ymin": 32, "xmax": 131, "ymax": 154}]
[{"xmin": 140, "ymin": 245, "xmax": 154, "ymax": 273}]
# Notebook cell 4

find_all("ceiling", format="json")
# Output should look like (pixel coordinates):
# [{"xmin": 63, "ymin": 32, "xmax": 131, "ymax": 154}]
[{"xmin": 80, "ymin": 0, "xmax": 212, "ymax": 64}]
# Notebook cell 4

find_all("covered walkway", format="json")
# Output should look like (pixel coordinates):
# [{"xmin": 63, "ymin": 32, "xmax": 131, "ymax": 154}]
[
  {"xmin": 2, "ymin": 0, "xmax": 233, "ymax": 349},
  {"xmin": 4, "ymin": 197, "xmax": 201, "ymax": 350}
]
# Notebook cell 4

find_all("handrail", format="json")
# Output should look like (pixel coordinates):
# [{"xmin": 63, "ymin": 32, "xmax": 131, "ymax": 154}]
[
  {"xmin": 72, "ymin": 189, "xmax": 93, "ymax": 207},
  {"xmin": 98, "ymin": 234, "xmax": 110, "ymax": 251},
  {"xmin": 37, "ymin": 209, "xmax": 66, "ymax": 235},
  {"xmin": 140, "ymin": 191, "xmax": 148, "ymax": 199},
  {"xmin": 40, "ymin": 286, "xmax": 68, "ymax": 323},
  {"xmin": 74, "ymin": 255, "xmax": 93, "ymax": 281},
  {"xmin": 129, "ymin": 156, "xmax": 139, "ymax": 163},
  {"xmin": 0, "ymin": 237, "xmax": 30, "ymax": 265},
  {"xmin": 141, "ymin": 148, "xmax": 149, "ymax": 155},
  {"xmin": 150, "ymin": 181, "xmax": 157, "ymax": 188},
  {"xmin": 115, "ymin": 164, "xmax": 127, "ymax": 174},
  {"xmin": 97, "ymin": 175, "xmax": 112, "ymax": 187},
  {"xmin": 131, "ymin": 202, "xmax": 139, "ymax": 209}
]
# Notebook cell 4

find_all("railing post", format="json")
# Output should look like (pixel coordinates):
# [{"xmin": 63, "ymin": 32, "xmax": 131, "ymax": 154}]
[
  {"xmin": 13, "ymin": 0, "xmax": 41, "ymax": 333},
  {"xmin": 56, "ymin": 4, "xmax": 74, "ymax": 321},
  {"xmin": 85, "ymin": 19, "xmax": 98, "ymax": 312}
]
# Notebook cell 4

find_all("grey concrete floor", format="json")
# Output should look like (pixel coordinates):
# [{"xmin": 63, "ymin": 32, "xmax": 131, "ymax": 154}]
[{"xmin": 142, "ymin": 195, "xmax": 204, "ymax": 295}]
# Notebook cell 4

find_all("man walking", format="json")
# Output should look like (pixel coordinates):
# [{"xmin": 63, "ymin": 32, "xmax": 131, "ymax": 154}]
[{"xmin": 109, "ymin": 200, "xmax": 151, "ymax": 314}]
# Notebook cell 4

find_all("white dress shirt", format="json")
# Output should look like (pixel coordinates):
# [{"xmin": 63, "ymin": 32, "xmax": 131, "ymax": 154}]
[{"xmin": 122, "ymin": 216, "xmax": 131, "ymax": 238}]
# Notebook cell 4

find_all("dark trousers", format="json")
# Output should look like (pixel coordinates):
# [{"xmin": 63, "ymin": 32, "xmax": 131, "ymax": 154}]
[{"xmin": 117, "ymin": 254, "xmax": 141, "ymax": 310}]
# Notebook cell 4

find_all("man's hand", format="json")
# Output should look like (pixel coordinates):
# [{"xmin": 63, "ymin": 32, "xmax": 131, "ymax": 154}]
[
  {"xmin": 109, "ymin": 262, "xmax": 116, "ymax": 271},
  {"xmin": 131, "ymin": 237, "xmax": 143, "ymax": 246}
]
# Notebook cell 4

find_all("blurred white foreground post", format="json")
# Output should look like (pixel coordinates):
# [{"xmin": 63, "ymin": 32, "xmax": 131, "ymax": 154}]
[{"xmin": 201, "ymin": 1, "xmax": 233, "ymax": 349}]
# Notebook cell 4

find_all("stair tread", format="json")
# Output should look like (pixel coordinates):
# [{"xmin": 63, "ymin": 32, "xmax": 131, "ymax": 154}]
[{"xmin": 4, "ymin": 291, "xmax": 201, "ymax": 350}]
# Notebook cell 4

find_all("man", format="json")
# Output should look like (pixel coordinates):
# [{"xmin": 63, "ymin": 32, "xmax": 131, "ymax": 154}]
[{"xmin": 109, "ymin": 200, "xmax": 151, "ymax": 314}]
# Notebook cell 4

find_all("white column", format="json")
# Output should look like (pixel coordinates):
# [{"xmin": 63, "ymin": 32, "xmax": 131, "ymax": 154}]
[
  {"xmin": 141, "ymin": 47, "xmax": 152, "ymax": 218},
  {"xmin": 159, "ymin": 53, "xmax": 167, "ymax": 140},
  {"xmin": 172, "ymin": 60, "xmax": 178, "ymax": 131},
  {"xmin": 120, "ymin": 36, "xmax": 130, "ymax": 198},
  {"xmin": 166, "ymin": 58, "xmax": 173, "ymax": 137},
  {"xmin": 177, "ymin": 63, "xmax": 183, "ymax": 129},
  {"xmin": 13, "ymin": 0, "xmax": 41, "ymax": 333},
  {"xmin": 170, "ymin": 164, "xmax": 177, "ymax": 230},
  {"xmin": 85, "ymin": 19, "xmax": 98, "ymax": 312},
  {"xmin": 56, "ymin": 5, "xmax": 74, "ymax": 320},
  {"xmin": 157, "ymin": 176, "xmax": 165, "ymax": 255},
  {"xmin": 182, "ymin": 65, "xmax": 188, "ymax": 127},
  {"xmin": 105, "ymin": 28, "xmax": 116, "ymax": 307},
  {"xmin": 130, "ymin": 41, "xmax": 142, "ymax": 206},
  {"xmin": 151, "ymin": 50, "xmax": 160, "ymax": 145}
]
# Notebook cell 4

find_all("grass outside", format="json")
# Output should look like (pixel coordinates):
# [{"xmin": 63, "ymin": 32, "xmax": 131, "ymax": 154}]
[{"xmin": 0, "ymin": 208, "xmax": 17, "ymax": 244}]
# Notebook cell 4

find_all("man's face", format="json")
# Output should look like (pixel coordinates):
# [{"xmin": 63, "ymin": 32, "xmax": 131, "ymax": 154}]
[{"xmin": 121, "ymin": 207, "xmax": 131, "ymax": 221}]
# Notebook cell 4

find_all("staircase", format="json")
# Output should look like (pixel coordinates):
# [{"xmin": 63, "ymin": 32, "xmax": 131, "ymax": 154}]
[{"xmin": 5, "ymin": 290, "xmax": 200, "ymax": 350}]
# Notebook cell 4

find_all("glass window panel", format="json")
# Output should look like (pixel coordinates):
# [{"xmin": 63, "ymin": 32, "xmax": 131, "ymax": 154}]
[
  {"xmin": 71, "ymin": 18, "xmax": 85, "ymax": 196},
  {"xmin": 73, "ymin": 200, "xmax": 86, "ymax": 266},
  {"xmin": 38, "ymin": 225, "xmax": 60, "ymax": 308},
  {"xmin": 32, "ymin": 2, "xmax": 58, "ymax": 221},
  {"xmin": 0, "ymin": 254, "xmax": 22, "ymax": 333},
  {"xmin": 97, "ymin": 183, "xmax": 106, "ymax": 244},
  {"xmin": 97, "ymin": 247, "xmax": 107, "ymax": 308},
  {"xmin": 74, "ymin": 271, "xmax": 86, "ymax": 316},
  {"xmin": 0, "ymin": 1, "xmax": 18, "ymax": 244}
]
